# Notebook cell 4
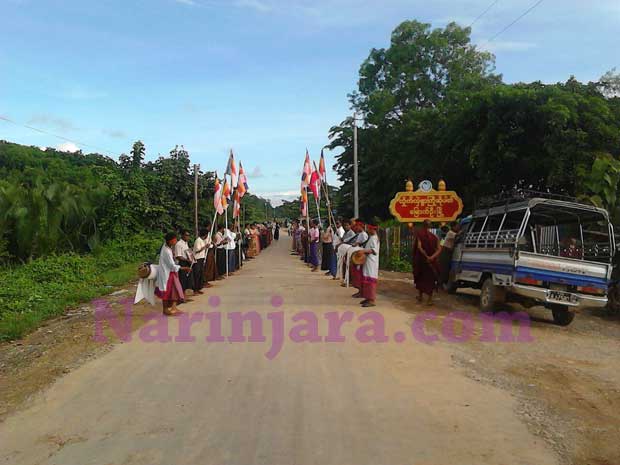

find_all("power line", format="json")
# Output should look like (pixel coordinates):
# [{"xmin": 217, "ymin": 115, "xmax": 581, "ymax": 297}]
[
  {"xmin": 469, "ymin": 0, "xmax": 501, "ymax": 28},
  {"xmin": 0, "ymin": 115, "xmax": 121, "ymax": 157},
  {"xmin": 488, "ymin": 0, "xmax": 545, "ymax": 42}
]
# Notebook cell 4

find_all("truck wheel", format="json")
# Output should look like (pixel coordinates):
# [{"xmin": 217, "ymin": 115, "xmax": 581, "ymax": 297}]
[
  {"xmin": 607, "ymin": 282, "xmax": 620, "ymax": 316},
  {"xmin": 446, "ymin": 272, "xmax": 458, "ymax": 295},
  {"xmin": 480, "ymin": 277, "xmax": 505, "ymax": 313},
  {"xmin": 550, "ymin": 304, "xmax": 575, "ymax": 326}
]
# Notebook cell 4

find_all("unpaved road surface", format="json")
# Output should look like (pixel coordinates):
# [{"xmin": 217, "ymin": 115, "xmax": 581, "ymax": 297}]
[{"xmin": 0, "ymin": 238, "xmax": 573, "ymax": 465}]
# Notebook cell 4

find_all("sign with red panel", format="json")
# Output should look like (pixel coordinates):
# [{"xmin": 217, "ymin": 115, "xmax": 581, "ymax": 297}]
[{"xmin": 389, "ymin": 181, "xmax": 463, "ymax": 223}]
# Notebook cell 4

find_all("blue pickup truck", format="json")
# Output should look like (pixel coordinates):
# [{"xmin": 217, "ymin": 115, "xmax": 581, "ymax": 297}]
[{"xmin": 448, "ymin": 193, "xmax": 615, "ymax": 326}]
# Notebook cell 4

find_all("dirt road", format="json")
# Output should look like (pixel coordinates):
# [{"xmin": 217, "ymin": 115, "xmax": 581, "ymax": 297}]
[{"xmin": 0, "ymin": 238, "xmax": 559, "ymax": 465}]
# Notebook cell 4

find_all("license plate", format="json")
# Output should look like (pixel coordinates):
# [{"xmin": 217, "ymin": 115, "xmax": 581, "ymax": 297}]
[{"xmin": 547, "ymin": 290, "xmax": 579, "ymax": 305}]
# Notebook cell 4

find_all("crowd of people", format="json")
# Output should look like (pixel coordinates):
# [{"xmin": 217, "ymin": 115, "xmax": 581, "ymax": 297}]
[
  {"xmin": 150, "ymin": 214, "xmax": 462, "ymax": 315},
  {"xmin": 153, "ymin": 221, "xmax": 277, "ymax": 316},
  {"xmin": 288, "ymin": 217, "xmax": 463, "ymax": 308},
  {"xmin": 290, "ymin": 218, "xmax": 380, "ymax": 307}
]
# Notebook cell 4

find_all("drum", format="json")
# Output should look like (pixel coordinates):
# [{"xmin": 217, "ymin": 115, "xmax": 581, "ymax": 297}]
[
  {"xmin": 352, "ymin": 250, "xmax": 367, "ymax": 266},
  {"xmin": 137, "ymin": 263, "xmax": 157, "ymax": 280}
]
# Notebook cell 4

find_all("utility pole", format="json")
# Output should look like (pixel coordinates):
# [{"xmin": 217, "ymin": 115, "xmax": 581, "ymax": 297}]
[
  {"xmin": 194, "ymin": 164, "xmax": 200, "ymax": 237},
  {"xmin": 353, "ymin": 112, "xmax": 359, "ymax": 218}
]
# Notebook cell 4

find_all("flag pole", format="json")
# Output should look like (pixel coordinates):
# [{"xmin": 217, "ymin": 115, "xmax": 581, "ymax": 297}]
[
  {"xmin": 312, "ymin": 161, "xmax": 324, "ymax": 227},
  {"xmin": 225, "ymin": 193, "xmax": 229, "ymax": 277},
  {"xmin": 194, "ymin": 164, "xmax": 200, "ymax": 238},
  {"xmin": 305, "ymin": 186, "xmax": 311, "ymax": 261},
  {"xmin": 209, "ymin": 172, "xmax": 219, "ymax": 240}
]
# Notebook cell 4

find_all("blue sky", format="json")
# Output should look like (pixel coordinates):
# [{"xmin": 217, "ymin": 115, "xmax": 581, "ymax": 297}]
[{"xmin": 1, "ymin": 0, "xmax": 618, "ymax": 204}]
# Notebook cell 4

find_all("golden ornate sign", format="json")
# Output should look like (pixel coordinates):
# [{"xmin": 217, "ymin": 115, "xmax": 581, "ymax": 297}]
[{"xmin": 389, "ymin": 180, "xmax": 463, "ymax": 223}]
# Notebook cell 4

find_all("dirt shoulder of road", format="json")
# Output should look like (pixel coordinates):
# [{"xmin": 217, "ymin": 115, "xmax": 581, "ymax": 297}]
[
  {"xmin": 0, "ymin": 283, "xmax": 156, "ymax": 422},
  {"xmin": 378, "ymin": 270, "xmax": 620, "ymax": 465}
]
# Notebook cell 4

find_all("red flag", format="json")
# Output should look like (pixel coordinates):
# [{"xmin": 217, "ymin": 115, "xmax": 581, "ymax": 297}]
[
  {"xmin": 213, "ymin": 177, "xmax": 224, "ymax": 215},
  {"xmin": 309, "ymin": 169, "xmax": 320, "ymax": 199},
  {"xmin": 319, "ymin": 149, "xmax": 327, "ymax": 182}
]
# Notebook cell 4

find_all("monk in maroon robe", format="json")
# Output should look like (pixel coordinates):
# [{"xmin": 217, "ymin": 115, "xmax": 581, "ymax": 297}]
[{"xmin": 413, "ymin": 220, "xmax": 442, "ymax": 305}]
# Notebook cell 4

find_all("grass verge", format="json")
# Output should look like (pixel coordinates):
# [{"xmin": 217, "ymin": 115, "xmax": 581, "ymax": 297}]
[{"xmin": 0, "ymin": 235, "xmax": 161, "ymax": 342}]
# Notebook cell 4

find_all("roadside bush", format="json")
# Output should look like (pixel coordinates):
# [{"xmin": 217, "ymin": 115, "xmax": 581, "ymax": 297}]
[{"xmin": 0, "ymin": 234, "xmax": 161, "ymax": 341}]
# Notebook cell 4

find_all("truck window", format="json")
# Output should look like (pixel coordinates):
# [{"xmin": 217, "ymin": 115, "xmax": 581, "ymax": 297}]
[{"xmin": 525, "ymin": 205, "xmax": 612, "ymax": 262}]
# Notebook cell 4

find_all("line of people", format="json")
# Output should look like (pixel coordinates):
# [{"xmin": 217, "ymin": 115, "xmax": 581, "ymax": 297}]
[
  {"xmin": 153, "ymin": 221, "xmax": 276, "ymax": 316},
  {"xmin": 290, "ymin": 218, "xmax": 380, "ymax": 307}
]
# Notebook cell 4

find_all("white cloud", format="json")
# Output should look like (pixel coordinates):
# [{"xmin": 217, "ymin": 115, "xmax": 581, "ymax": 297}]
[
  {"xmin": 175, "ymin": 0, "xmax": 197, "ymax": 5},
  {"xmin": 56, "ymin": 142, "xmax": 80, "ymax": 153},
  {"xmin": 255, "ymin": 190, "xmax": 300, "ymax": 206},
  {"xmin": 250, "ymin": 166, "xmax": 264, "ymax": 178}
]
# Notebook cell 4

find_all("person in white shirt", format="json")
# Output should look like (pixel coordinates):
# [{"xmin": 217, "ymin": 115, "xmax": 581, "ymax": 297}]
[
  {"xmin": 308, "ymin": 219, "xmax": 320, "ymax": 272},
  {"xmin": 359, "ymin": 224, "xmax": 380, "ymax": 307},
  {"xmin": 329, "ymin": 220, "xmax": 344, "ymax": 279},
  {"xmin": 224, "ymin": 227, "xmax": 237, "ymax": 273},
  {"xmin": 174, "ymin": 230, "xmax": 201, "ymax": 295},
  {"xmin": 202, "ymin": 222, "xmax": 219, "ymax": 283},
  {"xmin": 349, "ymin": 221, "xmax": 369, "ymax": 296},
  {"xmin": 214, "ymin": 224, "xmax": 229, "ymax": 277},
  {"xmin": 193, "ymin": 228, "xmax": 212, "ymax": 291},
  {"xmin": 155, "ymin": 232, "xmax": 191, "ymax": 316}
]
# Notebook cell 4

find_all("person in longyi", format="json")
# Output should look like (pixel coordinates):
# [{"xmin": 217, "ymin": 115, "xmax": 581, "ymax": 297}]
[
  {"xmin": 193, "ymin": 228, "xmax": 212, "ymax": 290},
  {"xmin": 359, "ymin": 223, "xmax": 380, "ymax": 307},
  {"xmin": 329, "ymin": 220, "xmax": 345, "ymax": 279},
  {"xmin": 175, "ymin": 230, "xmax": 200, "ymax": 295},
  {"xmin": 202, "ymin": 222, "xmax": 219, "ymax": 284},
  {"xmin": 336, "ymin": 220, "xmax": 355, "ymax": 283},
  {"xmin": 308, "ymin": 219, "xmax": 320, "ymax": 272},
  {"xmin": 155, "ymin": 232, "xmax": 191, "ymax": 316},
  {"xmin": 349, "ymin": 221, "xmax": 369, "ymax": 297},
  {"xmin": 413, "ymin": 219, "xmax": 442, "ymax": 305}
]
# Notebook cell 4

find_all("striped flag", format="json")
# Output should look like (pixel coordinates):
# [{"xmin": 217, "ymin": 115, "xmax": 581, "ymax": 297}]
[
  {"xmin": 222, "ymin": 179, "xmax": 231, "ymax": 210},
  {"xmin": 238, "ymin": 162, "xmax": 249, "ymax": 197},
  {"xmin": 225, "ymin": 150, "xmax": 238, "ymax": 188},
  {"xmin": 233, "ymin": 190, "xmax": 241, "ymax": 218},
  {"xmin": 319, "ymin": 149, "xmax": 327, "ymax": 182},
  {"xmin": 301, "ymin": 149, "xmax": 312, "ymax": 187},
  {"xmin": 213, "ymin": 177, "xmax": 224, "ymax": 215},
  {"xmin": 300, "ymin": 193, "xmax": 308, "ymax": 217}
]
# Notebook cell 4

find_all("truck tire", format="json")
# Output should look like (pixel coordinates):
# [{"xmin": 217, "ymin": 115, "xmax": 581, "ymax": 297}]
[
  {"xmin": 480, "ymin": 277, "xmax": 506, "ymax": 313},
  {"xmin": 607, "ymin": 282, "xmax": 620, "ymax": 316},
  {"xmin": 550, "ymin": 304, "xmax": 575, "ymax": 326}
]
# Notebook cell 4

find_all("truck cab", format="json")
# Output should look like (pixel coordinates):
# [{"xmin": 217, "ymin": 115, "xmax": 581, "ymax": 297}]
[{"xmin": 448, "ymin": 193, "xmax": 615, "ymax": 325}]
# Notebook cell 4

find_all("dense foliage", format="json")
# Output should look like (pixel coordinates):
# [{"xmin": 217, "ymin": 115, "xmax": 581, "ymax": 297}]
[
  {"xmin": 0, "ymin": 141, "xmax": 274, "ymax": 263},
  {"xmin": 329, "ymin": 20, "xmax": 620, "ymax": 223}
]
